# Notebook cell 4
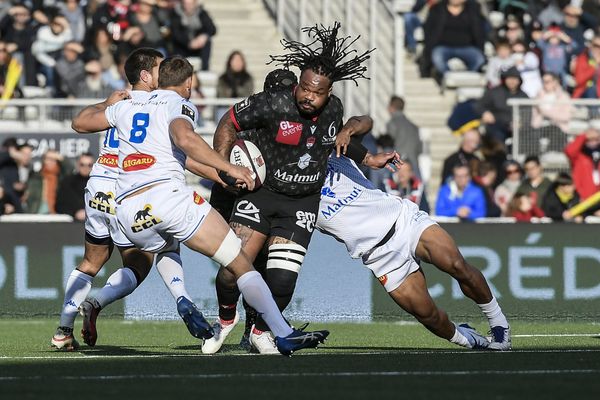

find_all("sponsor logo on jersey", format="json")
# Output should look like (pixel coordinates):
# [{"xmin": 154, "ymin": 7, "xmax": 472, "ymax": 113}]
[
  {"xmin": 97, "ymin": 154, "xmax": 118, "ymax": 168},
  {"xmin": 320, "ymin": 186, "xmax": 364, "ymax": 220},
  {"xmin": 321, "ymin": 121, "xmax": 337, "ymax": 145},
  {"xmin": 123, "ymin": 153, "xmax": 156, "ymax": 172},
  {"xmin": 131, "ymin": 204, "xmax": 162, "ymax": 233},
  {"xmin": 233, "ymin": 200, "xmax": 261, "ymax": 223},
  {"xmin": 276, "ymin": 120, "xmax": 303, "ymax": 145},
  {"xmin": 234, "ymin": 97, "xmax": 251, "ymax": 113},
  {"xmin": 182, "ymin": 104, "xmax": 196, "ymax": 120},
  {"xmin": 295, "ymin": 211, "xmax": 316, "ymax": 232},
  {"xmin": 297, "ymin": 153, "xmax": 312, "ymax": 170},
  {"xmin": 88, "ymin": 191, "xmax": 115, "ymax": 215},
  {"xmin": 378, "ymin": 275, "xmax": 388, "ymax": 286},
  {"xmin": 193, "ymin": 191, "xmax": 205, "ymax": 205},
  {"xmin": 306, "ymin": 136, "xmax": 316, "ymax": 149},
  {"xmin": 273, "ymin": 169, "xmax": 320, "ymax": 184},
  {"xmin": 320, "ymin": 187, "xmax": 336, "ymax": 198}
]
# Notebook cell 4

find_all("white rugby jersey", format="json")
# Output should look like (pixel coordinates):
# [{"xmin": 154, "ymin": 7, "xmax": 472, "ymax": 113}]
[
  {"xmin": 90, "ymin": 90, "xmax": 149, "ymax": 180},
  {"xmin": 105, "ymin": 89, "xmax": 199, "ymax": 201},
  {"xmin": 316, "ymin": 155, "xmax": 403, "ymax": 259}
]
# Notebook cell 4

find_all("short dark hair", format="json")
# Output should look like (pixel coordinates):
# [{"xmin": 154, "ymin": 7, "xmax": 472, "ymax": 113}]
[
  {"xmin": 158, "ymin": 56, "xmax": 194, "ymax": 88},
  {"xmin": 389, "ymin": 96, "xmax": 405, "ymax": 111},
  {"xmin": 523, "ymin": 155, "xmax": 540, "ymax": 165},
  {"xmin": 556, "ymin": 172, "xmax": 573, "ymax": 186},
  {"xmin": 124, "ymin": 47, "xmax": 163, "ymax": 85},
  {"xmin": 478, "ymin": 161, "xmax": 497, "ymax": 176}
]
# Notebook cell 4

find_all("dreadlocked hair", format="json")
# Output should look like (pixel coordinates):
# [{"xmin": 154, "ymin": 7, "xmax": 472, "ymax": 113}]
[{"xmin": 268, "ymin": 22, "xmax": 374, "ymax": 86}]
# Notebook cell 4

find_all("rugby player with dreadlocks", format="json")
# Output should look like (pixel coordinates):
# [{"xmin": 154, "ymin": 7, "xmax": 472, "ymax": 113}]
[{"xmin": 202, "ymin": 23, "xmax": 374, "ymax": 354}]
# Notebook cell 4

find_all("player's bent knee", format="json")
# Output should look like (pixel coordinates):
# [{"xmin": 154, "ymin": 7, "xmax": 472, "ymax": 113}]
[
  {"xmin": 266, "ymin": 268, "xmax": 299, "ymax": 297},
  {"xmin": 266, "ymin": 243, "xmax": 306, "ymax": 274},
  {"xmin": 212, "ymin": 229, "xmax": 242, "ymax": 267}
]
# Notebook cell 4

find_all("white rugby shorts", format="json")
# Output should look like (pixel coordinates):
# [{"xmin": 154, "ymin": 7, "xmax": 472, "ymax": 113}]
[
  {"xmin": 363, "ymin": 200, "xmax": 437, "ymax": 292},
  {"xmin": 115, "ymin": 180, "xmax": 211, "ymax": 252},
  {"xmin": 84, "ymin": 176, "xmax": 132, "ymax": 247}
]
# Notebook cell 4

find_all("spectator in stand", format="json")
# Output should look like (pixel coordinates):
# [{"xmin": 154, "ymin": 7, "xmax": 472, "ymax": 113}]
[
  {"xmin": 0, "ymin": 181, "xmax": 17, "ymax": 216},
  {"xmin": 216, "ymin": 50, "xmax": 254, "ymax": 98},
  {"xmin": 541, "ymin": 172, "xmax": 583, "ymax": 222},
  {"xmin": 421, "ymin": 0, "xmax": 486, "ymax": 77},
  {"xmin": 216, "ymin": 50, "xmax": 254, "ymax": 121},
  {"xmin": 404, "ymin": 0, "xmax": 438, "ymax": 56},
  {"xmin": 536, "ymin": 25, "xmax": 572, "ymax": 81},
  {"xmin": 87, "ymin": 27, "xmax": 125, "ymax": 90},
  {"xmin": 530, "ymin": 72, "xmax": 573, "ymax": 153},
  {"xmin": 54, "ymin": 40, "xmax": 86, "ymax": 98},
  {"xmin": 88, "ymin": 0, "xmax": 131, "ymax": 44},
  {"xmin": 537, "ymin": 0, "xmax": 565, "ymax": 28},
  {"xmin": 475, "ymin": 66, "xmax": 528, "ymax": 145},
  {"xmin": 436, "ymin": 163, "xmax": 486, "ymax": 220},
  {"xmin": 128, "ymin": 0, "xmax": 168, "ymax": 53},
  {"xmin": 0, "ymin": 40, "xmax": 23, "ymax": 99},
  {"xmin": 501, "ymin": 17, "xmax": 525, "ymax": 46},
  {"xmin": 384, "ymin": 159, "xmax": 430, "ymax": 213},
  {"xmin": 560, "ymin": 4, "xmax": 588, "ymax": 57},
  {"xmin": 582, "ymin": 0, "xmax": 600, "ymax": 28},
  {"xmin": 26, "ymin": 150, "xmax": 68, "ymax": 214},
  {"xmin": 494, "ymin": 159, "xmax": 523, "ymax": 215},
  {"xmin": 56, "ymin": 153, "xmax": 93, "ymax": 221},
  {"xmin": 564, "ymin": 128, "xmax": 600, "ymax": 200},
  {"xmin": 171, "ymin": 0, "xmax": 217, "ymax": 71},
  {"xmin": 386, "ymin": 95, "xmax": 423, "ymax": 178},
  {"xmin": 472, "ymin": 161, "xmax": 501, "ymax": 217},
  {"xmin": 32, "ymin": 14, "xmax": 72, "ymax": 92},
  {"xmin": 516, "ymin": 155, "xmax": 552, "ymax": 208},
  {"xmin": 480, "ymin": 134, "xmax": 508, "ymax": 186},
  {"xmin": 507, "ymin": 192, "xmax": 545, "ymax": 221},
  {"xmin": 0, "ymin": 5, "xmax": 38, "ymax": 86},
  {"xmin": 75, "ymin": 59, "xmax": 114, "ymax": 98},
  {"xmin": 572, "ymin": 33, "xmax": 600, "ymax": 100},
  {"xmin": 441, "ymin": 128, "xmax": 480, "ymax": 184},
  {"xmin": 485, "ymin": 39, "xmax": 515, "ymax": 88},
  {"xmin": 511, "ymin": 40, "xmax": 542, "ymax": 98},
  {"xmin": 58, "ymin": 0, "xmax": 86, "ymax": 43},
  {"xmin": 0, "ymin": 139, "xmax": 33, "ymax": 213}
]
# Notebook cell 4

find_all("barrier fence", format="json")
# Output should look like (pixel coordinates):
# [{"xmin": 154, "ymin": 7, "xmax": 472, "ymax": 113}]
[{"xmin": 1, "ymin": 222, "xmax": 598, "ymax": 321}]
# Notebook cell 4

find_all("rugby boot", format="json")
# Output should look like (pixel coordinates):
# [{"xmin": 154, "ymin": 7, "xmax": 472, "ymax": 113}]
[
  {"xmin": 176, "ymin": 296, "xmax": 214, "ymax": 340},
  {"xmin": 488, "ymin": 325, "xmax": 512, "ymax": 351},
  {"xmin": 79, "ymin": 298, "xmax": 101, "ymax": 346},
  {"xmin": 51, "ymin": 326, "xmax": 79, "ymax": 351},
  {"xmin": 457, "ymin": 323, "xmax": 490, "ymax": 349},
  {"xmin": 275, "ymin": 326, "xmax": 329, "ymax": 356},
  {"xmin": 201, "ymin": 312, "xmax": 240, "ymax": 354}
]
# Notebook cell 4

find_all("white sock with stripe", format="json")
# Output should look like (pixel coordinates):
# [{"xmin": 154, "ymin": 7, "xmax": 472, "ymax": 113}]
[
  {"xmin": 59, "ymin": 269, "xmax": 93, "ymax": 328},
  {"xmin": 95, "ymin": 267, "xmax": 138, "ymax": 308}
]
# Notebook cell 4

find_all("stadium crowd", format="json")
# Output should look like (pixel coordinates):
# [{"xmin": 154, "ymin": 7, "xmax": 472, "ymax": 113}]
[{"xmin": 0, "ymin": 0, "xmax": 599, "ymax": 222}]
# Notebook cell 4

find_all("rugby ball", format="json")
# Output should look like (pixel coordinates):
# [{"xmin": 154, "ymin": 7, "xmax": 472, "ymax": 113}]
[{"xmin": 229, "ymin": 139, "xmax": 266, "ymax": 189}]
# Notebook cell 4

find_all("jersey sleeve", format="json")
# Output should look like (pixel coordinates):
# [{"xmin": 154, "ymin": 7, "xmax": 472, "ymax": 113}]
[
  {"xmin": 104, "ymin": 103, "xmax": 119, "ymax": 127},
  {"xmin": 167, "ymin": 98, "xmax": 198, "ymax": 127},
  {"xmin": 229, "ymin": 91, "xmax": 270, "ymax": 132}
]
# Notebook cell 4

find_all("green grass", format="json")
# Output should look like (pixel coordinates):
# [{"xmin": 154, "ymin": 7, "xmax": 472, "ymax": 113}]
[{"xmin": 1, "ymin": 319, "xmax": 600, "ymax": 399}]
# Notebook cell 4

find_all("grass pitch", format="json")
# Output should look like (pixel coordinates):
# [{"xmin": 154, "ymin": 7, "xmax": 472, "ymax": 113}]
[{"xmin": 1, "ymin": 319, "xmax": 600, "ymax": 399}]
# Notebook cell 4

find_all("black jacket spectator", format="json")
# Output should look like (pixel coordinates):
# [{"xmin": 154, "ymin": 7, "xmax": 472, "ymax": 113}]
[
  {"xmin": 0, "ymin": 5, "xmax": 38, "ymax": 86},
  {"xmin": 170, "ymin": 1, "xmax": 216, "ymax": 70},
  {"xmin": 421, "ymin": 0, "xmax": 486, "ymax": 76},
  {"xmin": 56, "ymin": 154, "xmax": 93, "ymax": 221},
  {"xmin": 541, "ymin": 174, "xmax": 580, "ymax": 221}
]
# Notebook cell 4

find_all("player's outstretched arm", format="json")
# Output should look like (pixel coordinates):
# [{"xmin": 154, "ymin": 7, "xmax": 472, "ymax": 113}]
[
  {"xmin": 184, "ymin": 158, "xmax": 227, "ymax": 186},
  {"xmin": 212, "ymin": 111, "xmax": 238, "ymax": 158},
  {"xmin": 336, "ymin": 115, "xmax": 373, "ymax": 157},
  {"xmin": 71, "ymin": 90, "xmax": 130, "ymax": 133},
  {"xmin": 170, "ymin": 118, "xmax": 255, "ymax": 190}
]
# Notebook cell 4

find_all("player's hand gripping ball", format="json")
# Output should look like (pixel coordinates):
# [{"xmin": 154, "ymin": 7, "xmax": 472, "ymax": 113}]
[{"xmin": 228, "ymin": 139, "xmax": 266, "ymax": 190}]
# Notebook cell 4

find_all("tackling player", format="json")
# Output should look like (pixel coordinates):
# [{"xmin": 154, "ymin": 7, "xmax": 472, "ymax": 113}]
[
  {"xmin": 204, "ymin": 22, "xmax": 374, "ymax": 354},
  {"xmin": 73, "ymin": 56, "xmax": 329, "ymax": 356},
  {"xmin": 53, "ymin": 48, "xmax": 213, "ymax": 350}
]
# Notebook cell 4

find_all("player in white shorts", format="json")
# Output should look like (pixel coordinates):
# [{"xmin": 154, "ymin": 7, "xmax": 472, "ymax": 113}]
[
  {"xmin": 316, "ymin": 153, "xmax": 511, "ymax": 350},
  {"xmin": 73, "ymin": 56, "xmax": 329, "ymax": 356},
  {"xmin": 52, "ymin": 48, "xmax": 212, "ymax": 351}
]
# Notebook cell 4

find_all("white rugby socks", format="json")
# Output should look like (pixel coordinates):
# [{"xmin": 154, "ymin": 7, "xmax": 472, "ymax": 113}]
[
  {"xmin": 59, "ymin": 269, "xmax": 93, "ymax": 328},
  {"xmin": 95, "ymin": 267, "xmax": 138, "ymax": 308},
  {"xmin": 477, "ymin": 297, "xmax": 509, "ymax": 328},
  {"xmin": 156, "ymin": 252, "xmax": 192, "ymax": 301},
  {"xmin": 236, "ymin": 271, "xmax": 293, "ymax": 338}
]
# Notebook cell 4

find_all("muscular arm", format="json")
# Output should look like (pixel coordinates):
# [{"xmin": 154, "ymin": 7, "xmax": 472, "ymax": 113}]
[
  {"xmin": 185, "ymin": 158, "xmax": 223, "ymax": 184},
  {"xmin": 213, "ymin": 111, "xmax": 238, "ymax": 158},
  {"xmin": 71, "ymin": 90, "xmax": 130, "ymax": 133},
  {"xmin": 341, "ymin": 115, "xmax": 373, "ymax": 137}
]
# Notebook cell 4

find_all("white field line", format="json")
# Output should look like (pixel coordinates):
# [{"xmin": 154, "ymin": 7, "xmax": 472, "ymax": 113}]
[
  {"xmin": 2, "ymin": 348, "xmax": 600, "ymax": 361},
  {"xmin": 1, "ymin": 369, "xmax": 599, "ymax": 381},
  {"xmin": 513, "ymin": 333, "xmax": 600, "ymax": 338}
]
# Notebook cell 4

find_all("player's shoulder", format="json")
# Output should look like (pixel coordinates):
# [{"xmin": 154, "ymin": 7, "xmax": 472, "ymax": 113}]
[{"xmin": 327, "ymin": 94, "xmax": 344, "ymax": 113}]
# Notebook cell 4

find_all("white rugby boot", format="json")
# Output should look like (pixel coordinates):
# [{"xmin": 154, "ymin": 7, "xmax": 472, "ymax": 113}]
[
  {"xmin": 488, "ymin": 325, "xmax": 512, "ymax": 351},
  {"xmin": 51, "ymin": 326, "xmax": 79, "ymax": 351},
  {"xmin": 249, "ymin": 325, "xmax": 279, "ymax": 354},
  {"xmin": 201, "ymin": 312, "xmax": 240, "ymax": 354}
]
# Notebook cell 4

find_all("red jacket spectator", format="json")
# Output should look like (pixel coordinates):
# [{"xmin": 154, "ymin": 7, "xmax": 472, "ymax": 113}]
[
  {"xmin": 572, "ymin": 48, "xmax": 600, "ymax": 98},
  {"xmin": 564, "ymin": 129, "xmax": 600, "ymax": 199}
]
